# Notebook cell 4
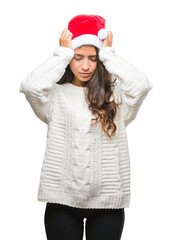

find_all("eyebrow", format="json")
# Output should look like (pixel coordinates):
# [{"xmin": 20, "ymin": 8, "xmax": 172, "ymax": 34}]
[{"xmin": 74, "ymin": 54, "xmax": 97, "ymax": 57}]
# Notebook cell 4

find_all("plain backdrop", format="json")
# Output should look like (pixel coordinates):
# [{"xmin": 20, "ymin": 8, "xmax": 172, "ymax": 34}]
[{"xmin": 0, "ymin": 0, "xmax": 172, "ymax": 239}]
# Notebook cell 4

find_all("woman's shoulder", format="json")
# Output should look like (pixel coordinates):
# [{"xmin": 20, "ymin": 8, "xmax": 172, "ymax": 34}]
[
  {"xmin": 53, "ymin": 82, "xmax": 74, "ymax": 97},
  {"xmin": 54, "ymin": 82, "xmax": 68, "ymax": 91}
]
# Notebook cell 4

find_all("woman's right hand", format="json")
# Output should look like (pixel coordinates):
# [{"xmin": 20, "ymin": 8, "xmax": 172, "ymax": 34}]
[{"xmin": 59, "ymin": 29, "xmax": 73, "ymax": 49}]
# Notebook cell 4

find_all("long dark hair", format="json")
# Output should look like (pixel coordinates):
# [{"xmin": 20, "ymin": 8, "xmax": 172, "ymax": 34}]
[{"xmin": 56, "ymin": 45, "xmax": 122, "ymax": 139}]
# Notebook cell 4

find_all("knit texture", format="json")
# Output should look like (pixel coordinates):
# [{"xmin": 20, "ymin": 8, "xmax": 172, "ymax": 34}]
[{"xmin": 19, "ymin": 46, "xmax": 153, "ymax": 209}]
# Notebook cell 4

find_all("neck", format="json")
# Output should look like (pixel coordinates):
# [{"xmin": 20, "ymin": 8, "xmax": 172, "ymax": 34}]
[{"xmin": 72, "ymin": 77, "xmax": 87, "ymax": 87}]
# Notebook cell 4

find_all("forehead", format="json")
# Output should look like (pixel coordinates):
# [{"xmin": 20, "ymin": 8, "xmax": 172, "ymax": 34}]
[{"xmin": 74, "ymin": 45, "xmax": 97, "ymax": 56}]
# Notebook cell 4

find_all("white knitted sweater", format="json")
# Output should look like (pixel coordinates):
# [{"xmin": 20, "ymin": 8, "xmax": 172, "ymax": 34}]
[{"xmin": 19, "ymin": 46, "xmax": 152, "ymax": 209}]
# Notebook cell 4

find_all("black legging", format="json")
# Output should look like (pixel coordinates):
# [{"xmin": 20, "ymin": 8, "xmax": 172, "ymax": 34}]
[{"xmin": 44, "ymin": 202, "xmax": 125, "ymax": 240}]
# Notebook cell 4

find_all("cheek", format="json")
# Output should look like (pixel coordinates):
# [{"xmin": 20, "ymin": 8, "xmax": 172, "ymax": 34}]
[
  {"xmin": 70, "ymin": 61, "xmax": 80, "ymax": 72},
  {"xmin": 92, "ymin": 62, "xmax": 97, "ymax": 72}
]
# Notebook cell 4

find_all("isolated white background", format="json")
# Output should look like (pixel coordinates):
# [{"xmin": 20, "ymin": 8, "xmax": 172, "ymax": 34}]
[{"xmin": 0, "ymin": 0, "xmax": 171, "ymax": 239}]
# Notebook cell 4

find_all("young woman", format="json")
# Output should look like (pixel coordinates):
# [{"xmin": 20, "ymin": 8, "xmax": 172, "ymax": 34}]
[{"xmin": 19, "ymin": 15, "xmax": 153, "ymax": 240}]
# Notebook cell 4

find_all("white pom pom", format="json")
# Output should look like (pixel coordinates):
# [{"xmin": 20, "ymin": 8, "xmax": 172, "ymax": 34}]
[{"xmin": 98, "ymin": 29, "xmax": 108, "ymax": 40}]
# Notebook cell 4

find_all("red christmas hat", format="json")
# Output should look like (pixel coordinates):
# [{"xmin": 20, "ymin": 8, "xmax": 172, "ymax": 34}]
[{"xmin": 68, "ymin": 14, "xmax": 108, "ymax": 50}]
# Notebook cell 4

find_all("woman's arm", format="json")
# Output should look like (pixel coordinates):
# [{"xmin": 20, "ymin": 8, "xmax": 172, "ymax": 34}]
[
  {"xmin": 19, "ymin": 46, "xmax": 74, "ymax": 123},
  {"xmin": 99, "ymin": 46, "xmax": 153, "ymax": 127}
]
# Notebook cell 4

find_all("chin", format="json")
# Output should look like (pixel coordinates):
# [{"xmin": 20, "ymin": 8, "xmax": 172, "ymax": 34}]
[
  {"xmin": 79, "ymin": 76, "xmax": 93, "ymax": 81},
  {"xmin": 80, "ymin": 79, "xmax": 91, "ymax": 83}
]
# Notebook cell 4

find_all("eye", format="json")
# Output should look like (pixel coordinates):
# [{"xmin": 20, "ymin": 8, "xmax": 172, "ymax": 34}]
[
  {"xmin": 74, "ymin": 57, "xmax": 97, "ymax": 61},
  {"xmin": 90, "ymin": 58, "xmax": 97, "ymax": 62},
  {"xmin": 90, "ymin": 57, "xmax": 97, "ymax": 62},
  {"xmin": 74, "ymin": 57, "xmax": 82, "ymax": 61}
]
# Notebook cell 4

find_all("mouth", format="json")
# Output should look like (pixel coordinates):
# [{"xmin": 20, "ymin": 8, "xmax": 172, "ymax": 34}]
[{"xmin": 79, "ymin": 73, "xmax": 91, "ymax": 78}]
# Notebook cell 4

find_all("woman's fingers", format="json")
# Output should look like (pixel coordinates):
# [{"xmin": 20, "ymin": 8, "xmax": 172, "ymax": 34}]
[
  {"xmin": 102, "ymin": 30, "xmax": 113, "ymax": 47},
  {"xmin": 60, "ymin": 29, "xmax": 67, "ymax": 40},
  {"xmin": 59, "ymin": 29, "xmax": 73, "ymax": 48},
  {"xmin": 108, "ymin": 31, "xmax": 113, "ymax": 43}
]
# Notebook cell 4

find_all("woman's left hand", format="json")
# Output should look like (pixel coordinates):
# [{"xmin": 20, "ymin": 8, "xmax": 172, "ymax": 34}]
[{"xmin": 102, "ymin": 31, "xmax": 113, "ymax": 47}]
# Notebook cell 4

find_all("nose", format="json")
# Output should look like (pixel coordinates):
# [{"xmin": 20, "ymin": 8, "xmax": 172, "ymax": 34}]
[{"xmin": 81, "ymin": 59, "xmax": 89, "ymax": 71}]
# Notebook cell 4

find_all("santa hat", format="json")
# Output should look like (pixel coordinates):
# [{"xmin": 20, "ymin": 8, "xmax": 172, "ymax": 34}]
[{"xmin": 68, "ymin": 14, "xmax": 108, "ymax": 50}]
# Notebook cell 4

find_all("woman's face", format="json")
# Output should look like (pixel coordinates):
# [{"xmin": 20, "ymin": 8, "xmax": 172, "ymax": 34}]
[{"xmin": 69, "ymin": 45, "xmax": 97, "ymax": 86}]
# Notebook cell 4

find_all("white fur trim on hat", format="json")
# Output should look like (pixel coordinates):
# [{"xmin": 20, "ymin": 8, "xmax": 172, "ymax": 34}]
[{"xmin": 72, "ymin": 34, "xmax": 103, "ymax": 50}]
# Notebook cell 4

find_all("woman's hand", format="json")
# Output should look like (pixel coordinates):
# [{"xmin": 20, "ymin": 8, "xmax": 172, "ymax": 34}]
[
  {"xmin": 102, "ymin": 31, "xmax": 113, "ymax": 47},
  {"xmin": 59, "ymin": 29, "xmax": 73, "ymax": 49}
]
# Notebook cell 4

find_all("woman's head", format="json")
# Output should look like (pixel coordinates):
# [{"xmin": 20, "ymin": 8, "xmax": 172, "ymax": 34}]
[{"xmin": 69, "ymin": 45, "xmax": 97, "ymax": 87}]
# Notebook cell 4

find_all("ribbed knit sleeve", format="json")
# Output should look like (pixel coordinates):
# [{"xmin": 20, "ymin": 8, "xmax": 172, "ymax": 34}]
[
  {"xmin": 99, "ymin": 46, "xmax": 153, "ymax": 127},
  {"xmin": 19, "ymin": 46, "xmax": 74, "ymax": 123}
]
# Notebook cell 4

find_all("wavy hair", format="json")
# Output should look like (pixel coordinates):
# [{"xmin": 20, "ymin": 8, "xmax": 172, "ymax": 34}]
[{"xmin": 56, "ymin": 45, "xmax": 122, "ymax": 139}]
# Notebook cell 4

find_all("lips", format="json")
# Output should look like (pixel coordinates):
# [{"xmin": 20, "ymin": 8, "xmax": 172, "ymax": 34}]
[{"xmin": 80, "ymin": 73, "xmax": 91, "ymax": 77}]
